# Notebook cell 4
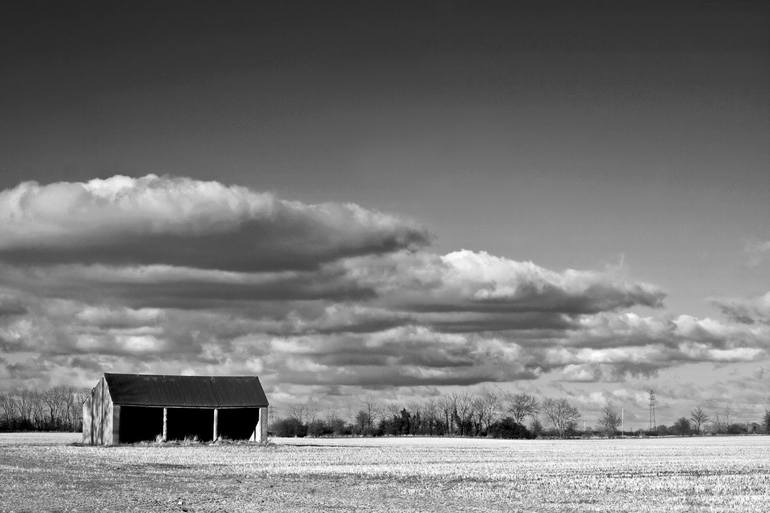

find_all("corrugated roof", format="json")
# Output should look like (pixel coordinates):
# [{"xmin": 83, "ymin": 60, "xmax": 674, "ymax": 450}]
[{"xmin": 103, "ymin": 373, "xmax": 269, "ymax": 408}]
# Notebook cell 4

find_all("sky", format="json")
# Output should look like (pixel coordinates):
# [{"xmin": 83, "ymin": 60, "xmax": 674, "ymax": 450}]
[{"xmin": 0, "ymin": 0, "xmax": 768, "ymax": 429}]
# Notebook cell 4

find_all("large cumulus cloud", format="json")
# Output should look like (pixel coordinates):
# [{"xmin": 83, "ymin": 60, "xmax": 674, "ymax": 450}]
[{"xmin": 0, "ymin": 174, "xmax": 429, "ymax": 271}]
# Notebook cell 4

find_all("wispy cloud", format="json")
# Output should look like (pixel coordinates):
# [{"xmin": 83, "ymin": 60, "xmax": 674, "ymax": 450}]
[{"xmin": 711, "ymin": 292, "xmax": 770, "ymax": 325}]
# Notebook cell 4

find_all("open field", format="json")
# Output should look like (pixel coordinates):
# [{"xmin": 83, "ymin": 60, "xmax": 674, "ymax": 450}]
[{"xmin": 1, "ymin": 433, "xmax": 769, "ymax": 512}]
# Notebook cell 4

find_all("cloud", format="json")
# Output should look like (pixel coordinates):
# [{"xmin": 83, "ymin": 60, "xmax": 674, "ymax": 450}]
[
  {"xmin": 711, "ymin": 292, "xmax": 770, "ymax": 325},
  {"xmin": 550, "ymin": 312, "xmax": 770, "ymax": 381},
  {"xmin": 345, "ymin": 249, "xmax": 665, "ymax": 314},
  {"xmin": 0, "ymin": 173, "xmax": 767, "ymax": 424},
  {"xmin": 4, "ymin": 290, "xmax": 765, "ymax": 392},
  {"xmin": 0, "ymin": 292, "xmax": 27, "ymax": 317},
  {"xmin": 0, "ymin": 174, "xmax": 429, "ymax": 271},
  {"xmin": 0, "ymin": 262, "xmax": 375, "ymax": 308},
  {"xmin": 561, "ymin": 362, "xmax": 664, "ymax": 382},
  {"xmin": 75, "ymin": 306, "xmax": 166, "ymax": 329},
  {"xmin": 0, "ymin": 248, "xmax": 663, "ymax": 319}
]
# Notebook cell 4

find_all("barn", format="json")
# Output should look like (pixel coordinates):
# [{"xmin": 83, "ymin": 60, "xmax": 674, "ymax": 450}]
[{"xmin": 82, "ymin": 373, "xmax": 269, "ymax": 445}]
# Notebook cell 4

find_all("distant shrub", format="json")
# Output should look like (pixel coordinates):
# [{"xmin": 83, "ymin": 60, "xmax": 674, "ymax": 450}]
[
  {"xmin": 488, "ymin": 417, "xmax": 533, "ymax": 439},
  {"xmin": 671, "ymin": 418, "xmax": 692, "ymax": 436},
  {"xmin": 307, "ymin": 419, "xmax": 331, "ymax": 437},
  {"xmin": 272, "ymin": 417, "xmax": 307, "ymax": 437}
]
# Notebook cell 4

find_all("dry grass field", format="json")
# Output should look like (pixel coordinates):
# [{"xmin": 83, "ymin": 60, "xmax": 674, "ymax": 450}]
[{"xmin": 1, "ymin": 433, "xmax": 769, "ymax": 512}]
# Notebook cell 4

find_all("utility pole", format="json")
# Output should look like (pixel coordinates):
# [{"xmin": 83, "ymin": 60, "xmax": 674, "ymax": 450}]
[{"xmin": 648, "ymin": 390, "xmax": 656, "ymax": 432}]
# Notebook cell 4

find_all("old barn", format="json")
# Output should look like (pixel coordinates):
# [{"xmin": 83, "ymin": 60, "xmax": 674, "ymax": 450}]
[{"xmin": 82, "ymin": 373, "xmax": 269, "ymax": 445}]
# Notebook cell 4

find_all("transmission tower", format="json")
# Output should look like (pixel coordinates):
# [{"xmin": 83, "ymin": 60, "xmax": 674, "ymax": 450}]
[{"xmin": 648, "ymin": 390, "xmax": 656, "ymax": 432}]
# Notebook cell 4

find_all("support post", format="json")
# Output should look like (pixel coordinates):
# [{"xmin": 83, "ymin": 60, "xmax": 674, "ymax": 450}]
[
  {"xmin": 162, "ymin": 407, "xmax": 168, "ymax": 442},
  {"xmin": 256, "ymin": 406, "xmax": 268, "ymax": 443},
  {"xmin": 112, "ymin": 405, "xmax": 121, "ymax": 445},
  {"xmin": 213, "ymin": 408, "xmax": 219, "ymax": 441}
]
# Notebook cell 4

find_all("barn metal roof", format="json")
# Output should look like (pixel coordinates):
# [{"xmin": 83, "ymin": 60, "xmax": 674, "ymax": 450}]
[{"xmin": 103, "ymin": 373, "xmax": 269, "ymax": 408}]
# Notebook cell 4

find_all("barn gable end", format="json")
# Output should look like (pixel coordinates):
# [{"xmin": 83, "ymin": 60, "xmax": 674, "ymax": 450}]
[
  {"xmin": 82, "ymin": 375, "xmax": 118, "ymax": 445},
  {"xmin": 82, "ymin": 373, "xmax": 269, "ymax": 446}
]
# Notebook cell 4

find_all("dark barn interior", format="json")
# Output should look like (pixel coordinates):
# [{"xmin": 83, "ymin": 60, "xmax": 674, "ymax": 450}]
[
  {"xmin": 119, "ymin": 406, "xmax": 163, "ymax": 443},
  {"xmin": 218, "ymin": 408, "xmax": 261, "ymax": 440},
  {"xmin": 118, "ymin": 407, "xmax": 261, "ymax": 442},
  {"xmin": 167, "ymin": 408, "xmax": 215, "ymax": 441}
]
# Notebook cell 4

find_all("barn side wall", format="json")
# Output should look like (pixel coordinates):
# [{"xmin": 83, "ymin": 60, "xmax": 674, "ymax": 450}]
[
  {"xmin": 83, "ymin": 376, "xmax": 115, "ymax": 445},
  {"xmin": 82, "ymin": 394, "xmax": 93, "ymax": 444}
]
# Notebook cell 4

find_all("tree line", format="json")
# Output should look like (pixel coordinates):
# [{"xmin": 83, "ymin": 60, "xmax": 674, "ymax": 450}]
[
  {"xmin": 271, "ymin": 391, "xmax": 770, "ymax": 439},
  {"xmin": 0, "ymin": 387, "xmax": 86, "ymax": 432},
  {"xmin": 272, "ymin": 392, "xmax": 582, "ymax": 439},
  {"xmin": 650, "ymin": 406, "xmax": 770, "ymax": 437},
  {"xmin": 2, "ymin": 386, "xmax": 768, "ymax": 438}
]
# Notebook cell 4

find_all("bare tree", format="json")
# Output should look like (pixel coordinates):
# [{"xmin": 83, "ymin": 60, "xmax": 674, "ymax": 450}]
[
  {"xmin": 364, "ymin": 400, "xmax": 380, "ymax": 431},
  {"xmin": 471, "ymin": 390, "xmax": 499, "ymax": 436},
  {"xmin": 438, "ymin": 395, "xmax": 455, "ymax": 435},
  {"xmin": 16, "ymin": 390, "xmax": 35, "ymax": 428},
  {"xmin": 450, "ymin": 393, "xmax": 474, "ymax": 436},
  {"xmin": 68, "ymin": 389, "xmax": 87, "ymax": 431},
  {"xmin": 690, "ymin": 407, "xmax": 709, "ymax": 434},
  {"xmin": 353, "ymin": 410, "xmax": 370, "ymax": 434},
  {"xmin": 599, "ymin": 405, "xmax": 621, "ymax": 437},
  {"xmin": 0, "ymin": 392, "xmax": 17, "ymax": 428},
  {"xmin": 29, "ymin": 390, "xmax": 46, "ymax": 429},
  {"xmin": 723, "ymin": 405, "xmax": 732, "ymax": 426},
  {"xmin": 43, "ymin": 388, "xmax": 66, "ymax": 429},
  {"xmin": 712, "ymin": 413, "xmax": 725, "ymax": 434},
  {"xmin": 406, "ymin": 401, "xmax": 422, "ymax": 435},
  {"xmin": 423, "ymin": 399, "xmax": 439, "ymax": 435},
  {"xmin": 506, "ymin": 392, "xmax": 539, "ymax": 424},
  {"xmin": 541, "ymin": 398, "xmax": 581, "ymax": 438},
  {"xmin": 0, "ymin": 387, "xmax": 86, "ymax": 432},
  {"xmin": 287, "ymin": 405, "xmax": 309, "ymax": 424}
]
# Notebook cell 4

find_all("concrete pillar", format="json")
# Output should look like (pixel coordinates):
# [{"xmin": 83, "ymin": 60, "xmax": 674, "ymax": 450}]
[
  {"xmin": 213, "ymin": 408, "xmax": 219, "ymax": 441},
  {"xmin": 162, "ymin": 408, "xmax": 168, "ymax": 442},
  {"xmin": 256, "ymin": 406, "xmax": 268, "ymax": 443}
]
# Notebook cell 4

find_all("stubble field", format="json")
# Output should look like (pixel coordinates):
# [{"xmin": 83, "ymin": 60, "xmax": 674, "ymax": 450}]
[{"xmin": 1, "ymin": 433, "xmax": 769, "ymax": 512}]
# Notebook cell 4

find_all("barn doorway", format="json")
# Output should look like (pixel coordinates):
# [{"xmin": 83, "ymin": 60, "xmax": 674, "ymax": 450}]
[
  {"xmin": 218, "ymin": 408, "xmax": 260, "ymax": 440},
  {"xmin": 166, "ymin": 408, "xmax": 214, "ymax": 441},
  {"xmin": 119, "ymin": 406, "xmax": 163, "ymax": 443}
]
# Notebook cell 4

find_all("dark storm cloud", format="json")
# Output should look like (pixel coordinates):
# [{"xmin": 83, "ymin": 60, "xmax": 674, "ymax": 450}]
[
  {"xmin": 0, "ymin": 263, "xmax": 376, "ymax": 309},
  {"xmin": 0, "ymin": 175, "xmax": 429, "ymax": 271},
  {"xmin": 418, "ymin": 312, "xmax": 576, "ymax": 334}
]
